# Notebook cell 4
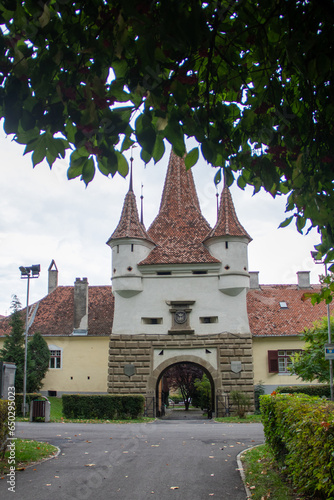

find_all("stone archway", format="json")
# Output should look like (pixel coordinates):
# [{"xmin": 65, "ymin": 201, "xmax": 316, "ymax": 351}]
[
  {"xmin": 147, "ymin": 353, "xmax": 220, "ymax": 417},
  {"xmin": 155, "ymin": 360, "xmax": 216, "ymax": 418}
]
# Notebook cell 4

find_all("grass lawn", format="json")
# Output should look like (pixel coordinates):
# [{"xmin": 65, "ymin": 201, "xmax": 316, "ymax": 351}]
[
  {"xmin": 215, "ymin": 414, "xmax": 262, "ymax": 423},
  {"xmin": 0, "ymin": 439, "xmax": 58, "ymax": 476},
  {"xmin": 241, "ymin": 444, "xmax": 304, "ymax": 500}
]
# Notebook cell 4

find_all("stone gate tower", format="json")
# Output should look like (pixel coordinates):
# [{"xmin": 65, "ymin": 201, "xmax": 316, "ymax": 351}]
[{"xmin": 107, "ymin": 151, "xmax": 254, "ymax": 415}]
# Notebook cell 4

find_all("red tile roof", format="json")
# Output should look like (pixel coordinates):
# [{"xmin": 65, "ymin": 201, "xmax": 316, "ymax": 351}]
[
  {"xmin": 0, "ymin": 286, "xmax": 114, "ymax": 338},
  {"xmin": 205, "ymin": 185, "xmax": 252, "ymax": 241},
  {"xmin": 247, "ymin": 284, "xmax": 333, "ymax": 336},
  {"xmin": 139, "ymin": 151, "xmax": 219, "ymax": 265},
  {"xmin": 107, "ymin": 189, "xmax": 153, "ymax": 244},
  {"xmin": 0, "ymin": 283, "xmax": 330, "ymax": 338}
]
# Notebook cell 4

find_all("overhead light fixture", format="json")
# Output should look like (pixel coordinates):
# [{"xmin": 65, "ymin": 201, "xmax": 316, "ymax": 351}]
[{"xmin": 19, "ymin": 264, "xmax": 41, "ymax": 417}]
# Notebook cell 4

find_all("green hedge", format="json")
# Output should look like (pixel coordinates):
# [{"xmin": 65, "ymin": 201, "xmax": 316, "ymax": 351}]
[
  {"xmin": 0, "ymin": 400, "xmax": 9, "ymax": 458},
  {"xmin": 260, "ymin": 393, "xmax": 334, "ymax": 499},
  {"xmin": 62, "ymin": 394, "xmax": 145, "ymax": 419},
  {"xmin": 276, "ymin": 384, "xmax": 330, "ymax": 398},
  {"xmin": 15, "ymin": 393, "xmax": 42, "ymax": 417}
]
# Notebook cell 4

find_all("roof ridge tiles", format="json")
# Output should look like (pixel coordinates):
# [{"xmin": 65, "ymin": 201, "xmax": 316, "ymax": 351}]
[{"xmin": 140, "ymin": 150, "xmax": 219, "ymax": 265}]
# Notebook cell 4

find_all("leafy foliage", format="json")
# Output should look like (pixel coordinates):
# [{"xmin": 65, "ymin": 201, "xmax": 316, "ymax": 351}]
[
  {"xmin": 164, "ymin": 362, "xmax": 203, "ymax": 410},
  {"xmin": 62, "ymin": 394, "xmax": 145, "ymax": 419},
  {"xmin": 0, "ymin": 297, "xmax": 50, "ymax": 393},
  {"xmin": 290, "ymin": 316, "xmax": 334, "ymax": 383},
  {"xmin": 27, "ymin": 332, "xmax": 50, "ymax": 392},
  {"xmin": 276, "ymin": 384, "xmax": 330, "ymax": 398},
  {"xmin": 193, "ymin": 373, "xmax": 211, "ymax": 410},
  {"xmin": 0, "ymin": 2, "xmax": 334, "ymax": 260},
  {"xmin": 230, "ymin": 390, "xmax": 251, "ymax": 418},
  {"xmin": 260, "ymin": 394, "xmax": 334, "ymax": 499},
  {"xmin": 0, "ymin": 295, "xmax": 26, "ymax": 392},
  {"xmin": 0, "ymin": 400, "xmax": 9, "ymax": 459}
]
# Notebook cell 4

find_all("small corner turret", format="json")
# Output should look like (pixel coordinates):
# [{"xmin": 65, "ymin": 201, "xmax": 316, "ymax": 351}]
[
  {"xmin": 204, "ymin": 182, "xmax": 252, "ymax": 296},
  {"xmin": 107, "ymin": 160, "xmax": 155, "ymax": 298}
]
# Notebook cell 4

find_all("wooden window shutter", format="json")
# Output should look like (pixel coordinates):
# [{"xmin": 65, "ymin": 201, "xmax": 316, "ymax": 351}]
[{"xmin": 268, "ymin": 351, "xmax": 279, "ymax": 373}]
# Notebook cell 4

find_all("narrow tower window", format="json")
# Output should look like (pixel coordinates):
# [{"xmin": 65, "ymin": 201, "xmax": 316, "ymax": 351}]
[
  {"xmin": 225, "ymin": 241, "xmax": 229, "ymax": 249},
  {"xmin": 131, "ymin": 244, "xmax": 134, "ymax": 252}
]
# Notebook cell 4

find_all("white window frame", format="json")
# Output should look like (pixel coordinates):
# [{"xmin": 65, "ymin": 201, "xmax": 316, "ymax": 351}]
[
  {"xmin": 48, "ymin": 344, "xmax": 63, "ymax": 369},
  {"xmin": 277, "ymin": 350, "xmax": 301, "ymax": 374}
]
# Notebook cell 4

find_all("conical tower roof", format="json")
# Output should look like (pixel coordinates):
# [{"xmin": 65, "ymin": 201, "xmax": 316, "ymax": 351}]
[
  {"xmin": 139, "ymin": 151, "xmax": 219, "ymax": 265},
  {"xmin": 205, "ymin": 184, "xmax": 252, "ymax": 242},
  {"xmin": 107, "ymin": 179, "xmax": 153, "ymax": 245}
]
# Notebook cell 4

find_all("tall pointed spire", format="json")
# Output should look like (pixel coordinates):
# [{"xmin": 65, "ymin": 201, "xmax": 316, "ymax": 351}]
[
  {"xmin": 107, "ymin": 161, "xmax": 153, "ymax": 244},
  {"xmin": 205, "ymin": 182, "xmax": 252, "ymax": 241},
  {"xmin": 139, "ymin": 151, "xmax": 219, "ymax": 265}
]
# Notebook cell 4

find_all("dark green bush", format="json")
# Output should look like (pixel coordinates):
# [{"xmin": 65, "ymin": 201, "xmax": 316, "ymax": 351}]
[
  {"xmin": 0, "ymin": 400, "xmax": 9, "ymax": 458},
  {"xmin": 276, "ymin": 384, "xmax": 330, "ymax": 398},
  {"xmin": 15, "ymin": 393, "xmax": 42, "ymax": 417},
  {"xmin": 260, "ymin": 393, "xmax": 334, "ymax": 499},
  {"xmin": 62, "ymin": 394, "xmax": 145, "ymax": 419}
]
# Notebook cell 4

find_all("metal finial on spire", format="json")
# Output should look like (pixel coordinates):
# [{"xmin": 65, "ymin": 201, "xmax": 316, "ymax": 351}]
[
  {"xmin": 129, "ymin": 156, "xmax": 134, "ymax": 192},
  {"xmin": 140, "ymin": 183, "xmax": 144, "ymax": 225},
  {"xmin": 216, "ymin": 185, "xmax": 219, "ymax": 219},
  {"xmin": 129, "ymin": 145, "xmax": 137, "ymax": 192}
]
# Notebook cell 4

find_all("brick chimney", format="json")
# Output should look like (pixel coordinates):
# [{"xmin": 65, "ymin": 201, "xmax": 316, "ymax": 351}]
[
  {"xmin": 297, "ymin": 271, "xmax": 310, "ymax": 289},
  {"xmin": 48, "ymin": 260, "xmax": 58, "ymax": 294},
  {"xmin": 73, "ymin": 277, "xmax": 88, "ymax": 335}
]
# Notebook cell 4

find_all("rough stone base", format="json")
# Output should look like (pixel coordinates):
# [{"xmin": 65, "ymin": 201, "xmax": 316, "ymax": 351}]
[{"xmin": 108, "ymin": 332, "xmax": 254, "ymax": 416}]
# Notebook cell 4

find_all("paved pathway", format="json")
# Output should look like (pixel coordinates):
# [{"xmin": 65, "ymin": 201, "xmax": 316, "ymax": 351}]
[{"xmin": 0, "ymin": 419, "xmax": 264, "ymax": 500}]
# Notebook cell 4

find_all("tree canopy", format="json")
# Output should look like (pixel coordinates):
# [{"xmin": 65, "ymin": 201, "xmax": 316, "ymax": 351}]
[
  {"xmin": 290, "ymin": 316, "xmax": 334, "ymax": 383},
  {"xmin": 0, "ymin": 296, "xmax": 50, "ymax": 392},
  {"xmin": 0, "ymin": 1, "xmax": 333, "ymax": 259}
]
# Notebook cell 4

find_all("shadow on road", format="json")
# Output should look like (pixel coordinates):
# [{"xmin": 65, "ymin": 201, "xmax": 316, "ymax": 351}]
[{"xmin": 161, "ymin": 408, "xmax": 212, "ymax": 420}]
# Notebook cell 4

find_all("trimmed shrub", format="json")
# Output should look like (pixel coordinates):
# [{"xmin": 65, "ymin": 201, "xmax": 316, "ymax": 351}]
[
  {"xmin": 260, "ymin": 393, "xmax": 334, "ymax": 499},
  {"xmin": 230, "ymin": 390, "xmax": 251, "ymax": 418},
  {"xmin": 276, "ymin": 384, "xmax": 330, "ymax": 398},
  {"xmin": 0, "ymin": 400, "xmax": 9, "ymax": 458},
  {"xmin": 15, "ymin": 393, "xmax": 42, "ymax": 417},
  {"xmin": 62, "ymin": 394, "xmax": 145, "ymax": 419}
]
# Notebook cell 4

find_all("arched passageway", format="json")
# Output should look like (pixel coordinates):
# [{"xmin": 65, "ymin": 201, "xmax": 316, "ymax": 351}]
[{"xmin": 155, "ymin": 361, "xmax": 215, "ymax": 419}]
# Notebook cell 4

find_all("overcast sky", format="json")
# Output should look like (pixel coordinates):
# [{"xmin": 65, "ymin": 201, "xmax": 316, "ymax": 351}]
[{"xmin": 0, "ymin": 130, "xmax": 323, "ymax": 317}]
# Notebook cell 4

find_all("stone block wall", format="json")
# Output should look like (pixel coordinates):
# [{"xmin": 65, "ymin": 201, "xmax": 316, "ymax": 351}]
[{"xmin": 108, "ymin": 332, "xmax": 254, "ymax": 415}]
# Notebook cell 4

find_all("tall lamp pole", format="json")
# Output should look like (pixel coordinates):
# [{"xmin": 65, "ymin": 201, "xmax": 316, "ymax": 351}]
[
  {"xmin": 19, "ymin": 264, "xmax": 40, "ymax": 417},
  {"xmin": 311, "ymin": 252, "xmax": 333, "ymax": 401}
]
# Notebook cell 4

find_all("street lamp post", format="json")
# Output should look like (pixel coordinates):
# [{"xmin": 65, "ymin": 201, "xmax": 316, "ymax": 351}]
[
  {"xmin": 311, "ymin": 252, "xmax": 333, "ymax": 401},
  {"xmin": 19, "ymin": 264, "xmax": 40, "ymax": 417}
]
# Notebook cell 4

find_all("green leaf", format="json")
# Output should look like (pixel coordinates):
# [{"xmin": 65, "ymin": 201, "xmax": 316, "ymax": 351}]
[
  {"xmin": 237, "ymin": 175, "xmax": 246, "ymax": 190},
  {"xmin": 184, "ymin": 147, "xmax": 199, "ymax": 170},
  {"xmin": 164, "ymin": 119, "xmax": 185, "ymax": 157},
  {"xmin": 214, "ymin": 168, "xmax": 222, "ymax": 186},
  {"xmin": 115, "ymin": 151, "xmax": 128, "ymax": 177},
  {"xmin": 67, "ymin": 158, "xmax": 85, "ymax": 179},
  {"xmin": 152, "ymin": 136, "xmax": 165, "ymax": 164},
  {"xmin": 81, "ymin": 157, "xmax": 95, "ymax": 185},
  {"xmin": 279, "ymin": 216, "xmax": 294, "ymax": 228}
]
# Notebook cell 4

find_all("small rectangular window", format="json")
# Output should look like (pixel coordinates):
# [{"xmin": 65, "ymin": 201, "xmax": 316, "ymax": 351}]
[
  {"xmin": 49, "ymin": 349, "xmax": 62, "ymax": 369},
  {"xmin": 200, "ymin": 316, "xmax": 218, "ymax": 324},
  {"xmin": 278, "ymin": 350, "xmax": 301, "ymax": 374},
  {"xmin": 192, "ymin": 271, "xmax": 207, "ymax": 275},
  {"xmin": 156, "ymin": 271, "xmax": 171, "ymax": 275},
  {"xmin": 225, "ymin": 241, "xmax": 229, "ymax": 249},
  {"xmin": 142, "ymin": 317, "xmax": 163, "ymax": 325}
]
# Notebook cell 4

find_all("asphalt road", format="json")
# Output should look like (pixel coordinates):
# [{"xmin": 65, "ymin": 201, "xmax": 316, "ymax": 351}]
[{"xmin": 0, "ymin": 418, "xmax": 264, "ymax": 500}]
